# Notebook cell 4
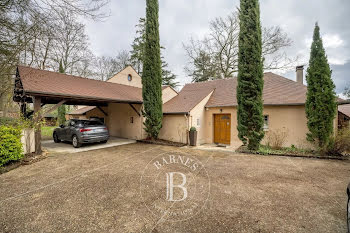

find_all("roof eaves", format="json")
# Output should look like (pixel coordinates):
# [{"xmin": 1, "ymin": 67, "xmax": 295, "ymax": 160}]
[
  {"xmin": 26, "ymin": 90, "xmax": 143, "ymax": 104},
  {"xmin": 163, "ymin": 112, "xmax": 189, "ymax": 115},
  {"xmin": 205, "ymin": 103, "xmax": 306, "ymax": 108},
  {"xmin": 338, "ymin": 100, "xmax": 350, "ymax": 105}
]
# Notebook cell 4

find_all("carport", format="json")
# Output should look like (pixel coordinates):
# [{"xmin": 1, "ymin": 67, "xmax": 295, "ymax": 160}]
[{"xmin": 13, "ymin": 66, "xmax": 144, "ymax": 154}]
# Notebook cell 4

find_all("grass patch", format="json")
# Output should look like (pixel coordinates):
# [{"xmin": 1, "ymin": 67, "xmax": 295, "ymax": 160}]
[
  {"xmin": 41, "ymin": 126, "xmax": 56, "ymax": 140},
  {"xmin": 237, "ymin": 144, "xmax": 325, "ymax": 158},
  {"xmin": 257, "ymin": 145, "xmax": 315, "ymax": 156}
]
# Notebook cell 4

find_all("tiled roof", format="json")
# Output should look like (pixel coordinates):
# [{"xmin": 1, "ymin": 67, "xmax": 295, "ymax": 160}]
[
  {"xmin": 339, "ymin": 104, "xmax": 350, "ymax": 117},
  {"xmin": 163, "ymin": 84, "xmax": 214, "ymax": 114},
  {"xmin": 163, "ymin": 72, "xmax": 310, "ymax": 113},
  {"xmin": 18, "ymin": 66, "xmax": 142, "ymax": 103},
  {"xmin": 68, "ymin": 106, "xmax": 96, "ymax": 115}
]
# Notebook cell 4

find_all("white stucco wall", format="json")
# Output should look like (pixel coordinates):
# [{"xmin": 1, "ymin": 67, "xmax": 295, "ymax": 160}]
[
  {"xmin": 107, "ymin": 66, "xmax": 142, "ymax": 88},
  {"xmin": 162, "ymin": 87, "xmax": 178, "ymax": 104},
  {"xmin": 159, "ymin": 114, "xmax": 188, "ymax": 143},
  {"xmin": 189, "ymin": 91, "xmax": 214, "ymax": 145},
  {"xmin": 204, "ymin": 105, "xmax": 317, "ymax": 149},
  {"xmin": 107, "ymin": 103, "xmax": 144, "ymax": 140}
]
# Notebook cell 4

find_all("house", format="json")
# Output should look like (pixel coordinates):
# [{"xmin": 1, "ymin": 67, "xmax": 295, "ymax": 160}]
[
  {"xmin": 67, "ymin": 66, "xmax": 178, "ymax": 122},
  {"xmin": 15, "ymin": 65, "xmax": 345, "ymax": 149},
  {"xmin": 43, "ymin": 113, "xmax": 57, "ymax": 126},
  {"xmin": 160, "ymin": 67, "xmax": 323, "ymax": 148},
  {"xmin": 338, "ymin": 104, "xmax": 350, "ymax": 128}
]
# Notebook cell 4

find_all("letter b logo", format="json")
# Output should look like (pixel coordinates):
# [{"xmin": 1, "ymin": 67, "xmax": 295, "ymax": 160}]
[{"xmin": 166, "ymin": 172, "xmax": 188, "ymax": 202}]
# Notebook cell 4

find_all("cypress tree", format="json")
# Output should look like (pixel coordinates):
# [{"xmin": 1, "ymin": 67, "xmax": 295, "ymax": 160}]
[
  {"xmin": 236, "ymin": 0, "xmax": 264, "ymax": 150},
  {"xmin": 305, "ymin": 23, "xmax": 336, "ymax": 149},
  {"xmin": 57, "ymin": 60, "xmax": 66, "ymax": 125},
  {"xmin": 142, "ymin": 0, "xmax": 163, "ymax": 139}
]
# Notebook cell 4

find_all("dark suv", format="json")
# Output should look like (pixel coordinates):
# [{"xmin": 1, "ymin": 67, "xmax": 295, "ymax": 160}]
[{"xmin": 53, "ymin": 119, "xmax": 109, "ymax": 148}]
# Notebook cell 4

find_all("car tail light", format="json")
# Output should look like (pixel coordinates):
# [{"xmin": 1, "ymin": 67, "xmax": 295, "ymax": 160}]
[
  {"xmin": 80, "ymin": 128, "xmax": 92, "ymax": 132},
  {"xmin": 104, "ymin": 127, "xmax": 107, "ymax": 130}
]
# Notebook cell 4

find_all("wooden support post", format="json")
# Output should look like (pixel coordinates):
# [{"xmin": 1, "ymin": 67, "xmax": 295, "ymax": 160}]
[
  {"xmin": 129, "ymin": 104, "xmax": 141, "ymax": 116},
  {"xmin": 41, "ymin": 100, "xmax": 66, "ymax": 120},
  {"xmin": 97, "ymin": 106, "xmax": 108, "ymax": 116},
  {"xmin": 34, "ymin": 96, "xmax": 42, "ymax": 154}
]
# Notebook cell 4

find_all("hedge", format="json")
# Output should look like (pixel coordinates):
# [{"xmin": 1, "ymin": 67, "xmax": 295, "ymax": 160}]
[{"xmin": 0, "ymin": 125, "xmax": 23, "ymax": 166}]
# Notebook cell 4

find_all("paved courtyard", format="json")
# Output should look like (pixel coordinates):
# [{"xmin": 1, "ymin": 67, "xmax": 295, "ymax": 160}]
[
  {"xmin": 0, "ymin": 143, "xmax": 349, "ymax": 232},
  {"xmin": 42, "ymin": 137, "xmax": 136, "ymax": 153}
]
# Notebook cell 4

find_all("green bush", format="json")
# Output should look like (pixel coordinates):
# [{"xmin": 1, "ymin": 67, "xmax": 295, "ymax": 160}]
[
  {"xmin": 190, "ymin": 127, "xmax": 197, "ymax": 132},
  {"xmin": 325, "ymin": 128, "xmax": 350, "ymax": 156},
  {"xmin": 0, "ymin": 117, "xmax": 18, "ymax": 126},
  {"xmin": 0, "ymin": 116, "xmax": 33, "ymax": 128},
  {"xmin": 0, "ymin": 125, "xmax": 22, "ymax": 138},
  {"xmin": 0, "ymin": 125, "xmax": 23, "ymax": 166}
]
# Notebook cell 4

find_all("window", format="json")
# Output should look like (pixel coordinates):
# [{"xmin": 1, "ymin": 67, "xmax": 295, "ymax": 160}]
[
  {"xmin": 197, "ymin": 118, "xmax": 200, "ymax": 126},
  {"xmin": 130, "ymin": 117, "xmax": 134, "ymax": 123},
  {"xmin": 82, "ymin": 120, "xmax": 104, "ymax": 126},
  {"xmin": 128, "ymin": 74, "xmax": 132, "ymax": 81},
  {"xmin": 263, "ymin": 115, "xmax": 269, "ymax": 130}
]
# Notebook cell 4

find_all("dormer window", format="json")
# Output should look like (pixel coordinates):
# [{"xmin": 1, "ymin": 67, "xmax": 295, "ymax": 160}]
[{"xmin": 128, "ymin": 74, "xmax": 132, "ymax": 81}]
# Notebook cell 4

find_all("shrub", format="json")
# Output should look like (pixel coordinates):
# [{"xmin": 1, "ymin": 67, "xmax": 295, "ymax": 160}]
[
  {"xmin": 325, "ymin": 128, "xmax": 350, "ymax": 156},
  {"xmin": 190, "ymin": 127, "xmax": 197, "ymax": 132},
  {"xmin": 0, "ymin": 125, "xmax": 23, "ymax": 166},
  {"xmin": 0, "ymin": 125, "xmax": 22, "ymax": 138},
  {"xmin": 265, "ymin": 129, "xmax": 288, "ymax": 149},
  {"xmin": 0, "ymin": 116, "xmax": 34, "ymax": 128},
  {"xmin": 0, "ymin": 117, "xmax": 18, "ymax": 126}
]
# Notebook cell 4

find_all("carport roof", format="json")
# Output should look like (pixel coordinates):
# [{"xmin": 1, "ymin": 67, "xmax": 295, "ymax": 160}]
[
  {"xmin": 339, "ymin": 104, "xmax": 350, "ymax": 117},
  {"xmin": 16, "ymin": 66, "xmax": 143, "ymax": 105}
]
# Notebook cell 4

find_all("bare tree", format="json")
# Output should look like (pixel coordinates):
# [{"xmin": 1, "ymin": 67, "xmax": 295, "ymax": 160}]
[
  {"xmin": 344, "ymin": 87, "xmax": 350, "ymax": 99},
  {"xmin": 0, "ymin": 0, "xmax": 109, "ymax": 115},
  {"xmin": 93, "ymin": 50, "xmax": 132, "ymax": 81},
  {"xmin": 95, "ymin": 56, "xmax": 119, "ymax": 81},
  {"xmin": 115, "ymin": 50, "xmax": 130, "ymax": 72},
  {"xmin": 51, "ymin": 11, "xmax": 90, "ymax": 74},
  {"xmin": 184, "ymin": 10, "xmax": 297, "ymax": 82}
]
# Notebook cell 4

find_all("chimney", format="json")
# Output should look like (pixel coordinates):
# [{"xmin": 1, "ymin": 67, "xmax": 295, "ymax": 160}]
[{"xmin": 296, "ymin": 65, "xmax": 304, "ymax": 84}]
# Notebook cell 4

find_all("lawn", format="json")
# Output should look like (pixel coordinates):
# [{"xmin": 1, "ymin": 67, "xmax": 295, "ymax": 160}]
[{"xmin": 41, "ymin": 126, "xmax": 56, "ymax": 140}]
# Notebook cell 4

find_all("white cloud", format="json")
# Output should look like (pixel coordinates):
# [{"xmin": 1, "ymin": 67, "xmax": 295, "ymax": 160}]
[
  {"xmin": 328, "ymin": 56, "xmax": 348, "ymax": 65},
  {"xmin": 337, "ymin": 93, "xmax": 348, "ymax": 100},
  {"xmin": 84, "ymin": 0, "xmax": 350, "ymax": 89},
  {"xmin": 323, "ymin": 34, "xmax": 344, "ymax": 49}
]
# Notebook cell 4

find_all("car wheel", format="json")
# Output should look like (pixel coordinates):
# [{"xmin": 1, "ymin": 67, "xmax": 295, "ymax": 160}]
[
  {"xmin": 72, "ymin": 135, "xmax": 81, "ymax": 148},
  {"xmin": 53, "ymin": 132, "xmax": 61, "ymax": 143},
  {"xmin": 101, "ymin": 140, "xmax": 108, "ymax": 144}
]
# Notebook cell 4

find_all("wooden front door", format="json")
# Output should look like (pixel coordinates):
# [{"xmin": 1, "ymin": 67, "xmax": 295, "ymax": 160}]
[{"xmin": 214, "ymin": 114, "xmax": 231, "ymax": 145}]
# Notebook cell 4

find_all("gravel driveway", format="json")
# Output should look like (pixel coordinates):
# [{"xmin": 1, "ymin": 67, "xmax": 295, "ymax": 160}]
[{"xmin": 0, "ymin": 143, "xmax": 349, "ymax": 232}]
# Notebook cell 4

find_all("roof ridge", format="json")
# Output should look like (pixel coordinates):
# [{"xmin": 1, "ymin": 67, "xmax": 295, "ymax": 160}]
[
  {"xmin": 183, "ymin": 78, "xmax": 235, "ymax": 90},
  {"xmin": 265, "ymin": 72, "xmax": 307, "ymax": 87}
]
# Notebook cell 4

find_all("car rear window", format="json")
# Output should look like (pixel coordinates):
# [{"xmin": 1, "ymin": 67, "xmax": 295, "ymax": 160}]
[
  {"xmin": 83, "ymin": 120, "xmax": 104, "ymax": 126},
  {"xmin": 73, "ymin": 120, "xmax": 104, "ymax": 127}
]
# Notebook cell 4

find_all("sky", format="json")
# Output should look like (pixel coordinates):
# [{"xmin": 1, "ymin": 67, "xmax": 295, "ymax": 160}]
[{"xmin": 84, "ymin": 0, "xmax": 350, "ymax": 95}]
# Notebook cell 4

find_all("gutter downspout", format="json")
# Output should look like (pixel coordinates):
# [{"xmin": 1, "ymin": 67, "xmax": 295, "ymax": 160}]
[{"xmin": 184, "ymin": 113, "xmax": 189, "ymax": 145}]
